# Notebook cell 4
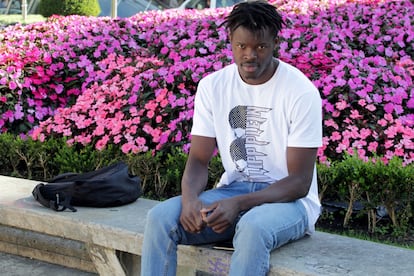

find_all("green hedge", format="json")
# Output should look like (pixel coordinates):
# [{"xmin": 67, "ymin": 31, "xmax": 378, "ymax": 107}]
[
  {"xmin": 0, "ymin": 133, "xmax": 220, "ymax": 200},
  {"xmin": 37, "ymin": 0, "xmax": 101, "ymax": 17},
  {"xmin": 317, "ymin": 155, "xmax": 414, "ymax": 238},
  {"xmin": 1, "ymin": 133, "xmax": 412, "ymax": 238}
]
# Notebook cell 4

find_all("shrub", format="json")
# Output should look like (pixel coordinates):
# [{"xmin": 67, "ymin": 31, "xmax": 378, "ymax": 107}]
[
  {"xmin": 0, "ymin": 133, "xmax": 221, "ymax": 199},
  {"xmin": 0, "ymin": 132, "xmax": 412, "ymax": 241},
  {"xmin": 0, "ymin": 133, "xmax": 64, "ymax": 179},
  {"xmin": 37, "ymin": 0, "xmax": 101, "ymax": 17},
  {"xmin": 318, "ymin": 155, "xmax": 414, "ymax": 237},
  {"xmin": 364, "ymin": 157, "xmax": 414, "ymax": 237}
]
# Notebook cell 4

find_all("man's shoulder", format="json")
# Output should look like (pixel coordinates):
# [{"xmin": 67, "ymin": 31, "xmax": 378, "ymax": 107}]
[
  {"xmin": 278, "ymin": 59, "xmax": 312, "ymax": 80},
  {"xmin": 278, "ymin": 60, "xmax": 318, "ymax": 91},
  {"xmin": 278, "ymin": 59, "xmax": 302, "ymax": 75}
]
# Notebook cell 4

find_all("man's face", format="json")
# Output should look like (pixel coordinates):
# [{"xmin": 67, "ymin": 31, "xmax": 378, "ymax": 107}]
[{"xmin": 230, "ymin": 26, "xmax": 277, "ymax": 85}]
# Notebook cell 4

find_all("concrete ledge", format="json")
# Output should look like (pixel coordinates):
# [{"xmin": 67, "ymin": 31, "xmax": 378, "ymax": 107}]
[
  {"xmin": 0, "ymin": 251, "xmax": 96, "ymax": 276},
  {"xmin": 0, "ymin": 224, "xmax": 96, "ymax": 273},
  {"xmin": 1, "ymin": 175, "xmax": 414, "ymax": 275}
]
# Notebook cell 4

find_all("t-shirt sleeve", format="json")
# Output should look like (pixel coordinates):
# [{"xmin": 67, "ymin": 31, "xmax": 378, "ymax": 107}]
[
  {"xmin": 190, "ymin": 79, "xmax": 216, "ymax": 138},
  {"xmin": 288, "ymin": 89, "xmax": 322, "ymax": 148}
]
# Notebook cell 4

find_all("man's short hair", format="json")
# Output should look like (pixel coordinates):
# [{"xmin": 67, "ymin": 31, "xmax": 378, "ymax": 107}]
[{"xmin": 223, "ymin": 0, "xmax": 285, "ymax": 38}]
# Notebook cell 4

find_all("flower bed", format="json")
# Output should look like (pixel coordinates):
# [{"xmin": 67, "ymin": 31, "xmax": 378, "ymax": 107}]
[{"xmin": 0, "ymin": 0, "xmax": 413, "ymax": 164}]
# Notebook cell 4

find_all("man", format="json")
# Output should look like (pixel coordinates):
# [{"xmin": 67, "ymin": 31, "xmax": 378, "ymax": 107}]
[{"xmin": 141, "ymin": 1, "xmax": 322, "ymax": 275}]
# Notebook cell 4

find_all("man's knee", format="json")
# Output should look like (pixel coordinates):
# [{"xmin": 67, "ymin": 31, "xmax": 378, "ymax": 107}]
[
  {"xmin": 146, "ymin": 198, "xmax": 181, "ymax": 226},
  {"xmin": 235, "ymin": 219, "xmax": 274, "ymax": 247}
]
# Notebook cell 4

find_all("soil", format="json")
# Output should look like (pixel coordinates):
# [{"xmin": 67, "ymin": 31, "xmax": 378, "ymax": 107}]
[{"xmin": 316, "ymin": 206, "xmax": 414, "ymax": 249}]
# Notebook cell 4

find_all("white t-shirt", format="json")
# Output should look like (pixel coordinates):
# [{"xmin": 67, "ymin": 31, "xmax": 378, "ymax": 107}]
[{"xmin": 191, "ymin": 60, "xmax": 322, "ymax": 233}]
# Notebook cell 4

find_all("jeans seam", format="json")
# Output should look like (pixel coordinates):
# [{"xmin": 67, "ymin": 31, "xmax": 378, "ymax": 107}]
[
  {"xmin": 271, "ymin": 202, "xmax": 308, "ymax": 248},
  {"xmin": 163, "ymin": 225, "xmax": 179, "ymax": 276}
]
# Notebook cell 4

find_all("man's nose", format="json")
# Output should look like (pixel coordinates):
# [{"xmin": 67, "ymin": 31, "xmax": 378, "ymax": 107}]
[{"xmin": 244, "ymin": 48, "xmax": 257, "ymax": 59}]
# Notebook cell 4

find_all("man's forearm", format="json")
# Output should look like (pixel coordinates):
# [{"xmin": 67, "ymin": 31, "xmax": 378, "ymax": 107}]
[
  {"xmin": 234, "ymin": 175, "xmax": 311, "ymax": 212},
  {"xmin": 181, "ymin": 162, "xmax": 209, "ymax": 203}
]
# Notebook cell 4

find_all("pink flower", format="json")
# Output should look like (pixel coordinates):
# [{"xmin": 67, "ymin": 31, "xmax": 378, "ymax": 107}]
[
  {"xmin": 368, "ymin": 141, "xmax": 378, "ymax": 152},
  {"xmin": 121, "ymin": 143, "xmax": 133, "ymax": 154},
  {"xmin": 358, "ymin": 99, "xmax": 366, "ymax": 107},
  {"xmin": 350, "ymin": 110, "xmax": 362, "ymax": 119},
  {"xmin": 330, "ymin": 131, "xmax": 341, "ymax": 141},
  {"xmin": 366, "ymin": 104, "xmax": 376, "ymax": 112},
  {"xmin": 12, "ymin": 104, "xmax": 24, "ymax": 120},
  {"xmin": 0, "ymin": 2, "xmax": 410, "ymax": 164},
  {"xmin": 8, "ymin": 81, "xmax": 17, "ymax": 90},
  {"xmin": 335, "ymin": 100, "xmax": 347, "ymax": 110},
  {"xmin": 96, "ymin": 135, "xmax": 110, "ymax": 150},
  {"xmin": 55, "ymin": 84, "xmax": 64, "ymax": 94},
  {"xmin": 147, "ymin": 110, "xmax": 155, "ymax": 119},
  {"xmin": 128, "ymin": 94, "xmax": 138, "ymax": 104},
  {"xmin": 3, "ymin": 110, "xmax": 14, "ymax": 122}
]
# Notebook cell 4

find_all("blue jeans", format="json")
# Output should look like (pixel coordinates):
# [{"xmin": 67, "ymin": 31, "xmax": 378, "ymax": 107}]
[{"xmin": 141, "ymin": 181, "xmax": 308, "ymax": 276}]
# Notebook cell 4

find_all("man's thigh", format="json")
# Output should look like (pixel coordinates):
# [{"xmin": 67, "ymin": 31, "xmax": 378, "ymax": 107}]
[{"xmin": 235, "ymin": 200, "xmax": 308, "ymax": 249}]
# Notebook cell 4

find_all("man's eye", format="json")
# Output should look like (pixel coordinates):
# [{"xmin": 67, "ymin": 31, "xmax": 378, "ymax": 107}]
[
  {"xmin": 258, "ymin": 45, "xmax": 267, "ymax": 50},
  {"xmin": 237, "ymin": 45, "xmax": 245, "ymax": 49}
]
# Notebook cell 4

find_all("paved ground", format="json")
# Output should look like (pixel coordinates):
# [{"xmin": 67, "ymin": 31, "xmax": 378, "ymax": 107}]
[{"xmin": 0, "ymin": 252, "xmax": 96, "ymax": 276}]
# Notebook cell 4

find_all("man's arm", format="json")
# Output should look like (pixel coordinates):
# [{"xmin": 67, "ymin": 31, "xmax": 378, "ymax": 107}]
[
  {"xmin": 203, "ymin": 147, "xmax": 318, "ymax": 233},
  {"xmin": 238, "ymin": 147, "xmax": 318, "ymax": 206},
  {"xmin": 180, "ymin": 135, "xmax": 216, "ymax": 233}
]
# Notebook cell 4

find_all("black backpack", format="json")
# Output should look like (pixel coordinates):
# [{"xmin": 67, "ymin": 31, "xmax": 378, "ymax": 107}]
[{"xmin": 32, "ymin": 161, "xmax": 142, "ymax": 212}]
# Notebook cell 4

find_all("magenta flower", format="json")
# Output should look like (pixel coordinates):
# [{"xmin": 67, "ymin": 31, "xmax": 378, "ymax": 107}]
[{"xmin": 0, "ymin": 0, "xmax": 411, "ymax": 164}]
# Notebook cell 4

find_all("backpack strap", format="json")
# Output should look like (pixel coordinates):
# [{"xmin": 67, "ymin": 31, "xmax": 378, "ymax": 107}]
[
  {"xmin": 32, "ymin": 183, "xmax": 77, "ymax": 212},
  {"xmin": 49, "ymin": 173, "xmax": 79, "ymax": 183}
]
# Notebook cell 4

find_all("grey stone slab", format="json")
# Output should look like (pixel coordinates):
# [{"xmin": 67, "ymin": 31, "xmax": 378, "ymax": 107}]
[
  {"xmin": 270, "ymin": 231, "xmax": 414, "ymax": 276},
  {"xmin": 0, "ymin": 175, "xmax": 158, "ymax": 254},
  {"xmin": 0, "ymin": 251, "xmax": 96, "ymax": 276},
  {"xmin": 0, "ymin": 225, "xmax": 96, "ymax": 273},
  {"xmin": 1, "ymin": 174, "xmax": 414, "ymax": 276}
]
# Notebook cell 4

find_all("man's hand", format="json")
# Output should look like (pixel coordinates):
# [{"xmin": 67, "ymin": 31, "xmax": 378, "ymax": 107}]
[
  {"xmin": 180, "ymin": 135, "xmax": 217, "ymax": 233},
  {"xmin": 180, "ymin": 199, "xmax": 205, "ymax": 233},
  {"xmin": 201, "ymin": 198, "xmax": 241, "ymax": 233}
]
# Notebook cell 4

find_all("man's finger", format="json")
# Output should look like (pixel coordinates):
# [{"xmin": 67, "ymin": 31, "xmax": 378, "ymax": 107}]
[{"xmin": 212, "ymin": 222, "xmax": 230, "ymax": 233}]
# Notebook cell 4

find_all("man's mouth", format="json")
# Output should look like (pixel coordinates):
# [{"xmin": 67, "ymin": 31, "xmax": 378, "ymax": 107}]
[{"xmin": 241, "ymin": 62, "xmax": 258, "ymax": 72}]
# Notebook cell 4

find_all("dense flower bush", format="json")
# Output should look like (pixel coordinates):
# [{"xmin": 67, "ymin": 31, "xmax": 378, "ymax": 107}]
[{"xmin": 0, "ymin": 0, "xmax": 413, "ymax": 164}]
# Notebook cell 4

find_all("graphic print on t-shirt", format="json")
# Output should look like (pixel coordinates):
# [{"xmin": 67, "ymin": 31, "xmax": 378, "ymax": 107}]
[{"xmin": 229, "ymin": 105, "xmax": 273, "ymax": 182}]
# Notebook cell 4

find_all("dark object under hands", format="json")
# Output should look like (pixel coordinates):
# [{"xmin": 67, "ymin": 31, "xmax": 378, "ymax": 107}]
[
  {"xmin": 213, "ymin": 240, "xmax": 234, "ymax": 251},
  {"xmin": 32, "ymin": 161, "xmax": 142, "ymax": 212}
]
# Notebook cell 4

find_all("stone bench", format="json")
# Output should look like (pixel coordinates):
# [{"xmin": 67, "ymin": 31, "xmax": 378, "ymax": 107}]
[{"xmin": 1, "ymin": 174, "xmax": 413, "ymax": 275}]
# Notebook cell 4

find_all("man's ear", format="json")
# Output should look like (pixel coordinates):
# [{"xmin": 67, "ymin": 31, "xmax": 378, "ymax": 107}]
[{"xmin": 273, "ymin": 38, "xmax": 280, "ymax": 49}]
